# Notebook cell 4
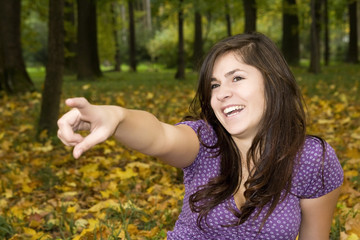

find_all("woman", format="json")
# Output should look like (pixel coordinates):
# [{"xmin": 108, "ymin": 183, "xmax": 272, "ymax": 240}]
[{"xmin": 57, "ymin": 32, "xmax": 343, "ymax": 239}]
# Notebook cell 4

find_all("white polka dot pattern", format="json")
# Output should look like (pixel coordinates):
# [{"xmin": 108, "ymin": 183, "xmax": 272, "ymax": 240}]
[{"xmin": 167, "ymin": 120, "xmax": 343, "ymax": 239}]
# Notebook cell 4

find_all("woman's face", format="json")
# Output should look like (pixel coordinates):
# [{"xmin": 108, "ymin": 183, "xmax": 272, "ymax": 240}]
[{"xmin": 210, "ymin": 52, "xmax": 266, "ymax": 143}]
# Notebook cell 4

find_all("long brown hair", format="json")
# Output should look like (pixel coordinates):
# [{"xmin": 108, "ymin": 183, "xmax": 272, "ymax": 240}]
[{"xmin": 187, "ymin": 32, "xmax": 307, "ymax": 229}]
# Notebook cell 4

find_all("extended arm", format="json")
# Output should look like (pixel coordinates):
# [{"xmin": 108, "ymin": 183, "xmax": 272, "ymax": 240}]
[
  {"xmin": 57, "ymin": 98, "xmax": 199, "ymax": 168},
  {"xmin": 298, "ymin": 187, "xmax": 341, "ymax": 240}
]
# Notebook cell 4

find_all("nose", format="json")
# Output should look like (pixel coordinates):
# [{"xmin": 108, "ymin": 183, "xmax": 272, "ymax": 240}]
[{"xmin": 216, "ymin": 84, "xmax": 233, "ymax": 101}]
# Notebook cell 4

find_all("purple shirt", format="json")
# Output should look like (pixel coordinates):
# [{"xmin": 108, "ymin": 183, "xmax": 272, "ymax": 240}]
[{"xmin": 167, "ymin": 120, "xmax": 343, "ymax": 240}]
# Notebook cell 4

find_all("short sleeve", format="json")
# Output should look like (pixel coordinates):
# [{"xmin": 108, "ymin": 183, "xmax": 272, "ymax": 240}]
[
  {"xmin": 291, "ymin": 137, "xmax": 344, "ymax": 199},
  {"xmin": 175, "ymin": 120, "xmax": 218, "ymax": 183}
]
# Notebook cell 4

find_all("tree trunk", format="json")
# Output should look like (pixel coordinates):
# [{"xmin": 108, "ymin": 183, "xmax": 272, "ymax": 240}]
[
  {"xmin": 323, "ymin": 0, "xmax": 330, "ymax": 66},
  {"xmin": 347, "ymin": 0, "xmax": 359, "ymax": 63},
  {"xmin": 111, "ymin": 1, "xmax": 121, "ymax": 71},
  {"xmin": 38, "ymin": 0, "xmax": 65, "ymax": 136},
  {"xmin": 175, "ymin": 0, "xmax": 185, "ymax": 80},
  {"xmin": 128, "ymin": 0, "xmax": 137, "ymax": 72},
  {"xmin": 144, "ymin": 0, "xmax": 152, "ymax": 32},
  {"xmin": 309, "ymin": 0, "xmax": 322, "ymax": 74},
  {"xmin": 0, "ymin": 0, "xmax": 34, "ymax": 93},
  {"xmin": 64, "ymin": 0, "xmax": 77, "ymax": 74},
  {"xmin": 193, "ymin": 10, "xmax": 203, "ymax": 70},
  {"xmin": 242, "ymin": 0, "xmax": 256, "ymax": 33},
  {"xmin": 282, "ymin": 0, "xmax": 300, "ymax": 66},
  {"xmin": 77, "ymin": 0, "xmax": 102, "ymax": 80},
  {"xmin": 225, "ymin": 0, "xmax": 232, "ymax": 36}
]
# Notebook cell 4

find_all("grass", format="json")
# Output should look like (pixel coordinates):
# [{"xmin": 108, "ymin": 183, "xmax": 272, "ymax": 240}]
[
  {"xmin": 29, "ymin": 62, "xmax": 359, "ymax": 101},
  {"xmin": 10, "ymin": 62, "xmax": 360, "ymax": 239}
]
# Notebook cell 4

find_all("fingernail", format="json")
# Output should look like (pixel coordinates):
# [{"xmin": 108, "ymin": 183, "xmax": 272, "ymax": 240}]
[{"xmin": 74, "ymin": 149, "xmax": 82, "ymax": 158}]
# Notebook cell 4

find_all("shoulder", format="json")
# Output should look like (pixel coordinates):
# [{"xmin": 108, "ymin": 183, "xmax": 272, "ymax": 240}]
[
  {"xmin": 176, "ymin": 119, "xmax": 217, "ymax": 146},
  {"xmin": 291, "ymin": 136, "xmax": 344, "ymax": 198}
]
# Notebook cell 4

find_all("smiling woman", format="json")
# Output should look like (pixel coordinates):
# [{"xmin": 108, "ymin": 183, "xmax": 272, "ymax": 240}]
[
  {"xmin": 210, "ymin": 52, "xmax": 266, "ymax": 144},
  {"xmin": 57, "ymin": 32, "xmax": 343, "ymax": 240}
]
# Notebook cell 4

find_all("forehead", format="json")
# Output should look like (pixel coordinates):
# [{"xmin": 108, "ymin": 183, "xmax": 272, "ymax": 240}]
[{"xmin": 211, "ymin": 52, "xmax": 257, "ymax": 77}]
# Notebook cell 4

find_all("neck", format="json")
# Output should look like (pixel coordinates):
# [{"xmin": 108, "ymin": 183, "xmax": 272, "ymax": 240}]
[{"xmin": 232, "ymin": 136, "xmax": 252, "ymax": 156}]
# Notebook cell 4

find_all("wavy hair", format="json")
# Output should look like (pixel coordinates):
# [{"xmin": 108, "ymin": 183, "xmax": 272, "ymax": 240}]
[{"xmin": 187, "ymin": 32, "xmax": 307, "ymax": 229}]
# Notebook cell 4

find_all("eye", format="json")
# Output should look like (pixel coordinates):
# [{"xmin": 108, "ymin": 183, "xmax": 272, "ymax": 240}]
[
  {"xmin": 211, "ymin": 83, "xmax": 220, "ymax": 89},
  {"xmin": 233, "ymin": 76, "xmax": 244, "ymax": 82}
]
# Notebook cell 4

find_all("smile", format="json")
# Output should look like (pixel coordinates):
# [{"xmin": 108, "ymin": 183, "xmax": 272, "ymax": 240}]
[{"xmin": 223, "ymin": 105, "xmax": 245, "ymax": 117}]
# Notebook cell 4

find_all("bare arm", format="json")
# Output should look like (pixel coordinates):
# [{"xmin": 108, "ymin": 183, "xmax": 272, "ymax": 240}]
[
  {"xmin": 298, "ymin": 187, "xmax": 341, "ymax": 240},
  {"xmin": 112, "ymin": 108, "xmax": 199, "ymax": 168},
  {"xmin": 57, "ymin": 98, "xmax": 199, "ymax": 168}
]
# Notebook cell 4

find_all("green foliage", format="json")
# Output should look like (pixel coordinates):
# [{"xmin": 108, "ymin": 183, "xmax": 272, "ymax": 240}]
[
  {"xmin": 0, "ymin": 216, "xmax": 15, "ymax": 239},
  {"xmin": 146, "ymin": 27, "xmax": 179, "ymax": 68}
]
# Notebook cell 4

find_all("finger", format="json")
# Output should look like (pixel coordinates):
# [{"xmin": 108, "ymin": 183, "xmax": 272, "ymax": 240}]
[
  {"xmin": 57, "ymin": 108, "xmax": 84, "ymax": 143},
  {"xmin": 72, "ymin": 130, "xmax": 107, "ymax": 159},
  {"xmin": 65, "ymin": 97, "xmax": 89, "ymax": 109},
  {"xmin": 65, "ymin": 98, "xmax": 97, "ymax": 123},
  {"xmin": 57, "ymin": 128, "xmax": 84, "ymax": 146}
]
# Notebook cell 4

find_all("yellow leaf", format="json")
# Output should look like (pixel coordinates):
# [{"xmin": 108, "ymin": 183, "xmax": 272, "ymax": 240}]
[
  {"xmin": 82, "ymin": 84, "xmax": 91, "ymax": 90},
  {"xmin": 351, "ymin": 132, "xmax": 360, "ymax": 140},
  {"xmin": 345, "ymin": 170, "xmax": 359, "ymax": 178},
  {"xmin": 22, "ymin": 182, "xmax": 34, "ymax": 193},
  {"xmin": 347, "ymin": 233, "xmax": 360, "ymax": 240},
  {"xmin": 110, "ymin": 167, "xmax": 137, "ymax": 180},
  {"xmin": 19, "ymin": 124, "xmax": 33, "ymax": 133},
  {"xmin": 116, "ymin": 96, "xmax": 125, "ymax": 106},
  {"xmin": 0, "ymin": 131, "xmax": 5, "ymax": 140},
  {"xmin": 75, "ymin": 218, "xmax": 89, "ymax": 230},
  {"xmin": 127, "ymin": 224, "xmax": 139, "ymax": 235},
  {"xmin": 146, "ymin": 92, "xmax": 154, "ymax": 99},
  {"xmin": 100, "ymin": 190, "xmax": 111, "ymax": 198},
  {"xmin": 317, "ymin": 119, "xmax": 335, "ymax": 124},
  {"xmin": 347, "ymin": 148, "xmax": 360, "ymax": 159},
  {"xmin": 23, "ymin": 227, "xmax": 36, "ymax": 235},
  {"xmin": 140, "ymin": 226, "xmax": 160, "ymax": 237},
  {"xmin": 88, "ymin": 199, "xmax": 119, "ymax": 212},
  {"xmin": 0, "ymin": 199, "xmax": 7, "ymax": 209},
  {"xmin": 163, "ymin": 186, "xmax": 184, "ymax": 198},
  {"xmin": 2, "ymin": 140, "xmax": 11, "ymax": 151},
  {"xmin": 4, "ymin": 188, "xmax": 13, "ymax": 198},
  {"xmin": 67, "ymin": 205, "xmax": 77, "ymax": 213},
  {"xmin": 106, "ymin": 140, "xmax": 116, "ymax": 147}
]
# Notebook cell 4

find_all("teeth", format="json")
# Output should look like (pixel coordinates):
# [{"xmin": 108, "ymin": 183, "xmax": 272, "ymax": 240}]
[{"xmin": 224, "ymin": 105, "xmax": 245, "ymax": 115}]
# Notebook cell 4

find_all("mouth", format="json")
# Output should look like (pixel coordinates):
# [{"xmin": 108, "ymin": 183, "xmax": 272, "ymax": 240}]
[{"xmin": 223, "ymin": 105, "xmax": 245, "ymax": 117}]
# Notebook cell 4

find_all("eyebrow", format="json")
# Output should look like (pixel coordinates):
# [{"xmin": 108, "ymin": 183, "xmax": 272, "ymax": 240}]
[{"xmin": 211, "ymin": 68, "xmax": 241, "ymax": 81}]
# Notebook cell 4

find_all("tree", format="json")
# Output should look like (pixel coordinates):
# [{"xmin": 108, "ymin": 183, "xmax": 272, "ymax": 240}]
[
  {"xmin": 144, "ymin": 0, "xmax": 152, "ymax": 32},
  {"xmin": 111, "ymin": 1, "xmax": 121, "ymax": 71},
  {"xmin": 77, "ymin": 0, "xmax": 102, "ymax": 80},
  {"xmin": 282, "ymin": 0, "xmax": 300, "ymax": 66},
  {"xmin": 0, "ymin": 0, "xmax": 34, "ymax": 93},
  {"xmin": 193, "ymin": 2, "xmax": 203, "ymax": 70},
  {"xmin": 175, "ymin": 0, "xmax": 185, "ymax": 80},
  {"xmin": 309, "ymin": 0, "xmax": 322, "ymax": 74},
  {"xmin": 243, "ymin": 0, "xmax": 256, "ymax": 32},
  {"xmin": 225, "ymin": 0, "xmax": 232, "ymax": 36},
  {"xmin": 323, "ymin": 0, "xmax": 330, "ymax": 65},
  {"xmin": 346, "ymin": 0, "xmax": 359, "ymax": 63},
  {"xmin": 38, "ymin": 0, "xmax": 65, "ymax": 135},
  {"xmin": 128, "ymin": 0, "xmax": 137, "ymax": 72},
  {"xmin": 64, "ymin": 0, "xmax": 77, "ymax": 74}
]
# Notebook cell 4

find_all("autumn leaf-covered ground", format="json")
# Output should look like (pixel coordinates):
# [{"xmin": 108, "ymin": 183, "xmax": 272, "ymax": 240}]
[{"xmin": 0, "ymin": 64, "xmax": 359, "ymax": 240}]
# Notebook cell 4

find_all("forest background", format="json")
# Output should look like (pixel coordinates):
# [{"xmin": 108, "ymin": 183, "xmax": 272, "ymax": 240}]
[{"xmin": 0, "ymin": 0, "xmax": 359, "ymax": 239}]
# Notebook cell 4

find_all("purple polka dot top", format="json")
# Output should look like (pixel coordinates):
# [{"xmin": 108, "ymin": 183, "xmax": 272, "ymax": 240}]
[{"xmin": 167, "ymin": 120, "xmax": 344, "ymax": 240}]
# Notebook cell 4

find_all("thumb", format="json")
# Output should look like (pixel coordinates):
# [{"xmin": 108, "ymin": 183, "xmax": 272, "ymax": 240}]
[{"xmin": 72, "ymin": 128, "xmax": 107, "ymax": 159}]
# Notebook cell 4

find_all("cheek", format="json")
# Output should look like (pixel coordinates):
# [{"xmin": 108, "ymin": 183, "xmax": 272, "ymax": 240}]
[{"xmin": 210, "ymin": 95, "xmax": 216, "ymax": 110}]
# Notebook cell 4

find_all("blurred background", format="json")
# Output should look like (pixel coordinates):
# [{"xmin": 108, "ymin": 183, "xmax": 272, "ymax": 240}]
[{"xmin": 0, "ymin": 0, "xmax": 359, "ymax": 239}]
